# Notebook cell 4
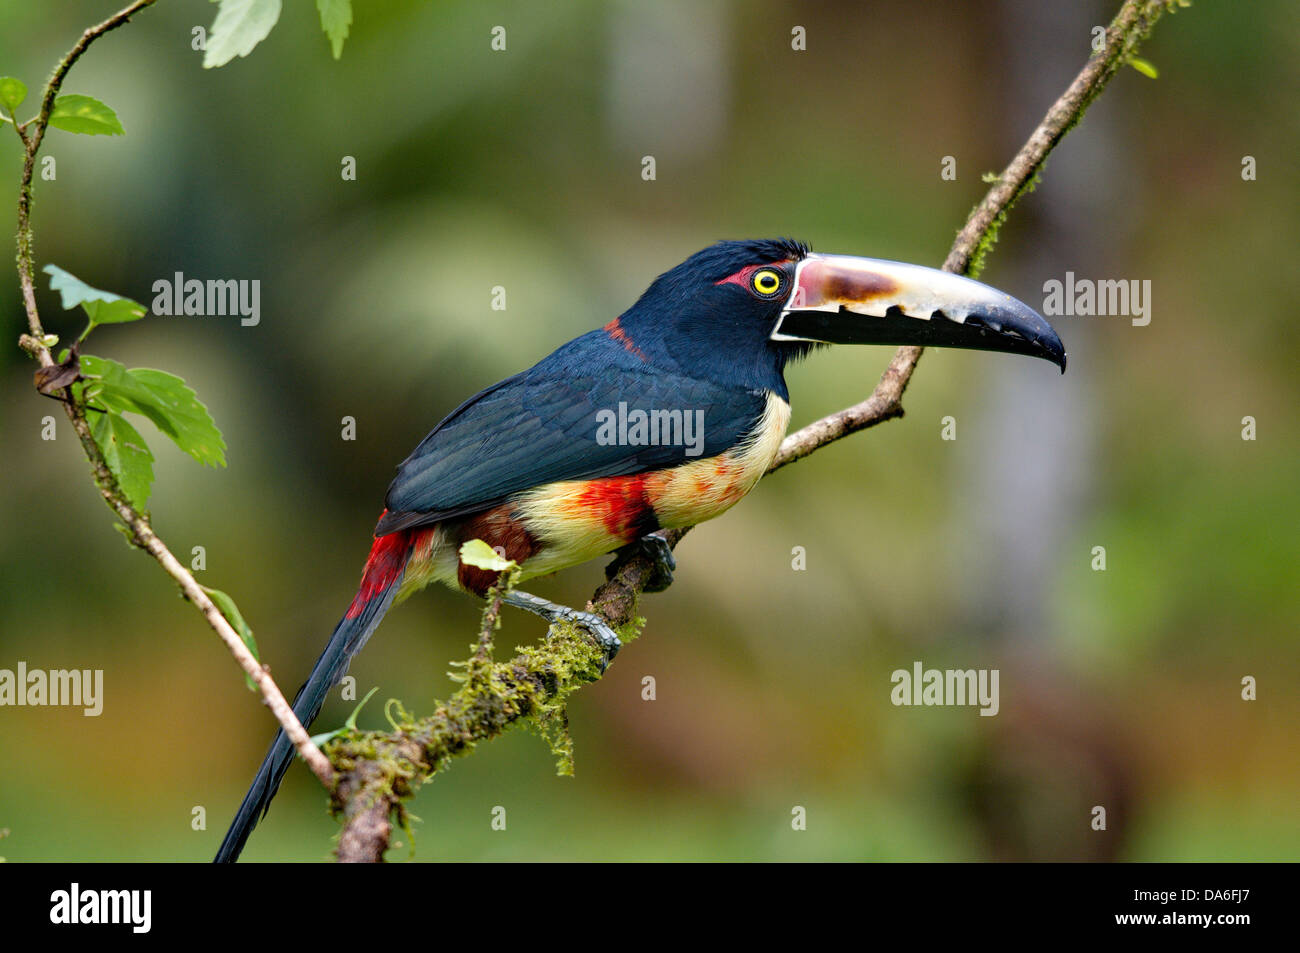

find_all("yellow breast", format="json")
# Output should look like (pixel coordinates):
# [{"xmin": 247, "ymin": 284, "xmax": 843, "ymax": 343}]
[
  {"xmin": 451, "ymin": 390, "xmax": 791, "ymax": 586},
  {"xmin": 643, "ymin": 390, "xmax": 790, "ymax": 529}
]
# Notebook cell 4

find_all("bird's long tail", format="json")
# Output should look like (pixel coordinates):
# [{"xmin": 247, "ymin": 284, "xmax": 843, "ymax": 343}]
[{"xmin": 214, "ymin": 526, "xmax": 414, "ymax": 863}]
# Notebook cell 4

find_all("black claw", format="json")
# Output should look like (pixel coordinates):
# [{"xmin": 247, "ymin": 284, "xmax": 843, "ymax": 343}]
[
  {"xmin": 606, "ymin": 534, "xmax": 676, "ymax": 593},
  {"xmin": 642, "ymin": 534, "xmax": 676, "ymax": 571},
  {"xmin": 639, "ymin": 535, "xmax": 675, "ymax": 593}
]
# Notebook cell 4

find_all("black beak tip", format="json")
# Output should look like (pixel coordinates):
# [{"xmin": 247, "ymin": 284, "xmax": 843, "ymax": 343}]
[
  {"xmin": 1048, "ymin": 334, "xmax": 1067, "ymax": 373},
  {"xmin": 1029, "ymin": 320, "xmax": 1067, "ymax": 373}
]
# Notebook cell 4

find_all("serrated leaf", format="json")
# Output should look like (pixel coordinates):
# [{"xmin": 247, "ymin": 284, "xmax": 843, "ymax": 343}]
[
  {"xmin": 80, "ymin": 356, "xmax": 227, "ymax": 467},
  {"xmin": 204, "ymin": 0, "xmax": 283, "ymax": 69},
  {"xmin": 316, "ymin": 0, "xmax": 352, "ymax": 59},
  {"xmin": 1127, "ymin": 56, "xmax": 1158, "ymax": 79},
  {"xmin": 90, "ymin": 410, "xmax": 154, "ymax": 511},
  {"xmin": 44, "ymin": 264, "xmax": 146, "ymax": 334},
  {"xmin": 79, "ymin": 355, "xmax": 148, "ymax": 408},
  {"xmin": 48, "ymin": 94, "xmax": 124, "ymax": 135},
  {"xmin": 459, "ymin": 538, "xmax": 517, "ymax": 572},
  {"xmin": 126, "ymin": 369, "xmax": 227, "ymax": 466},
  {"xmin": 202, "ymin": 585, "xmax": 260, "ymax": 690},
  {"xmin": 0, "ymin": 77, "xmax": 26, "ymax": 115},
  {"xmin": 82, "ymin": 355, "xmax": 180, "ymax": 435}
]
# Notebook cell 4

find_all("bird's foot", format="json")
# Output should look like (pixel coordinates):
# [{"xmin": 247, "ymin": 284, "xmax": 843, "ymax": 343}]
[
  {"xmin": 502, "ymin": 589, "xmax": 621, "ymax": 669},
  {"xmin": 605, "ymin": 533, "xmax": 676, "ymax": 593}
]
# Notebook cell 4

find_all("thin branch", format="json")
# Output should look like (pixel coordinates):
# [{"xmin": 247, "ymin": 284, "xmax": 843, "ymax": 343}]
[
  {"xmin": 10, "ymin": 1, "xmax": 333, "ymax": 786},
  {"xmin": 335, "ymin": 585, "xmax": 517, "ymax": 863},
  {"xmin": 18, "ymin": 0, "xmax": 156, "ymax": 358},
  {"xmin": 331, "ymin": 588, "xmax": 604, "ymax": 863},
  {"xmin": 331, "ymin": 0, "xmax": 1185, "ymax": 861}
]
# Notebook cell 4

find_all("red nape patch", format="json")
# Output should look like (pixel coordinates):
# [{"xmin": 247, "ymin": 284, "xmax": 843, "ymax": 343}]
[
  {"xmin": 345, "ymin": 523, "xmax": 413, "ymax": 619},
  {"xmin": 575, "ymin": 474, "xmax": 658, "ymax": 539},
  {"xmin": 603, "ymin": 316, "xmax": 649, "ymax": 362}
]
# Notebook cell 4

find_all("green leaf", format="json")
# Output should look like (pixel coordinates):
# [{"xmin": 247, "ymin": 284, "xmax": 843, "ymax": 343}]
[
  {"xmin": 44, "ymin": 264, "xmax": 146, "ymax": 335},
  {"xmin": 80, "ymin": 355, "xmax": 228, "ymax": 467},
  {"xmin": 48, "ymin": 94, "xmax": 124, "ymax": 135},
  {"xmin": 316, "ymin": 0, "xmax": 352, "ymax": 59},
  {"xmin": 310, "ymin": 686, "xmax": 379, "ymax": 745},
  {"xmin": 90, "ymin": 410, "xmax": 154, "ymax": 511},
  {"xmin": 202, "ymin": 586, "xmax": 260, "ymax": 691},
  {"xmin": 204, "ymin": 0, "xmax": 283, "ymax": 69},
  {"xmin": 1127, "ymin": 56, "xmax": 1158, "ymax": 79},
  {"xmin": 79, "ymin": 355, "xmax": 148, "ymax": 410},
  {"xmin": 459, "ymin": 538, "xmax": 517, "ymax": 572},
  {"xmin": 126, "ymin": 369, "xmax": 227, "ymax": 466},
  {"xmin": 0, "ymin": 77, "xmax": 26, "ymax": 115}
]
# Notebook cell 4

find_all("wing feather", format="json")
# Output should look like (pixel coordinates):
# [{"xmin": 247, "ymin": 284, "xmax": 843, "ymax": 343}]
[{"xmin": 377, "ymin": 330, "xmax": 767, "ymax": 534}]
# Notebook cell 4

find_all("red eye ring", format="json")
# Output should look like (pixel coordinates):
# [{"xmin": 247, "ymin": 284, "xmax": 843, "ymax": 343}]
[{"xmin": 714, "ymin": 261, "xmax": 791, "ymax": 298}]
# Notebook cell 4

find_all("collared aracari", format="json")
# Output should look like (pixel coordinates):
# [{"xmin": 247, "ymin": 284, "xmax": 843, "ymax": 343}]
[{"xmin": 215, "ymin": 238, "xmax": 1064, "ymax": 862}]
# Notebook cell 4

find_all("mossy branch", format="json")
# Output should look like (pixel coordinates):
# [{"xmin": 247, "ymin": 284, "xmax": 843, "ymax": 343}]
[
  {"xmin": 331, "ymin": 575, "xmax": 614, "ymax": 862},
  {"xmin": 329, "ymin": 0, "xmax": 1187, "ymax": 863},
  {"xmin": 10, "ymin": 1, "xmax": 334, "ymax": 788}
]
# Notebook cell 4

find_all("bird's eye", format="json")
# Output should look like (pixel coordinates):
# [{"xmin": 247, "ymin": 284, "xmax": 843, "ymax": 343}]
[{"xmin": 751, "ymin": 268, "xmax": 783, "ymax": 298}]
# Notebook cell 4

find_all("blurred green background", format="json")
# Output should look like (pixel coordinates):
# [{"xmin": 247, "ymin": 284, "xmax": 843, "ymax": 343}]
[{"xmin": 1, "ymin": 0, "xmax": 1296, "ymax": 861}]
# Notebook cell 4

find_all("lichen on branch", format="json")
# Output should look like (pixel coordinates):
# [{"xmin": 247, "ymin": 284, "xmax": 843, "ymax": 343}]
[{"xmin": 329, "ymin": 579, "xmax": 638, "ymax": 863}]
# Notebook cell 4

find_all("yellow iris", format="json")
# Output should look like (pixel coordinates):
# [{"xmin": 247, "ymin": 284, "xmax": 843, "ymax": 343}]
[{"xmin": 752, "ymin": 269, "xmax": 781, "ymax": 295}]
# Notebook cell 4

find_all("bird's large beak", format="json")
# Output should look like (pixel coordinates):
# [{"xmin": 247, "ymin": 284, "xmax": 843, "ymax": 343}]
[{"xmin": 772, "ymin": 254, "xmax": 1066, "ymax": 371}]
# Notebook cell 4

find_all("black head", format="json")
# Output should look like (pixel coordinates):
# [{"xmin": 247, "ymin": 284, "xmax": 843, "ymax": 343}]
[
  {"xmin": 614, "ymin": 238, "xmax": 813, "ymax": 398},
  {"xmin": 612, "ymin": 238, "xmax": 1066, "ymax": 399}
]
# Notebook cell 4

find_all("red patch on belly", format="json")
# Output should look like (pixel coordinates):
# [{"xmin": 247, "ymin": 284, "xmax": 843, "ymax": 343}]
[{"xmin": 574, "ymin": 474, "xmax": 658, "ymax": 540}]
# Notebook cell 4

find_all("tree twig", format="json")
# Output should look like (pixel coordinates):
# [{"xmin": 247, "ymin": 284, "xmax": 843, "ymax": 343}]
[
  {"xmin": 10, "ymin": 0, "xmax": 334, "ymax": 787},
  {"xmin": 330, "ymin": 0, "xmax": 1185, "ymax": 861}
]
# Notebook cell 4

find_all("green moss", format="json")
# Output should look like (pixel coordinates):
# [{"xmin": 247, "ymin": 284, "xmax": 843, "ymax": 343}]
[
  {"xmin": 325, "ymin": 586, "xmax": 630, "ymax": 830},
  {"xmin": 966, "ymin": 166, "xmax": 1043, "ymax": 280}
]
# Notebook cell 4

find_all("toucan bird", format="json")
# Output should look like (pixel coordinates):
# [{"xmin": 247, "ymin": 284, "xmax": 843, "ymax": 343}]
[{"xmin": 215, "ymin": 238, "xmax": 1064, "ymax": 862}]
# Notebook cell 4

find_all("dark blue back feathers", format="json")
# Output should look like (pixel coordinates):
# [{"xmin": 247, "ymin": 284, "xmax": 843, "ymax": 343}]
[{"xmin": 379, "ymin": 240, "xmax": 810, "ymax": 533}]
